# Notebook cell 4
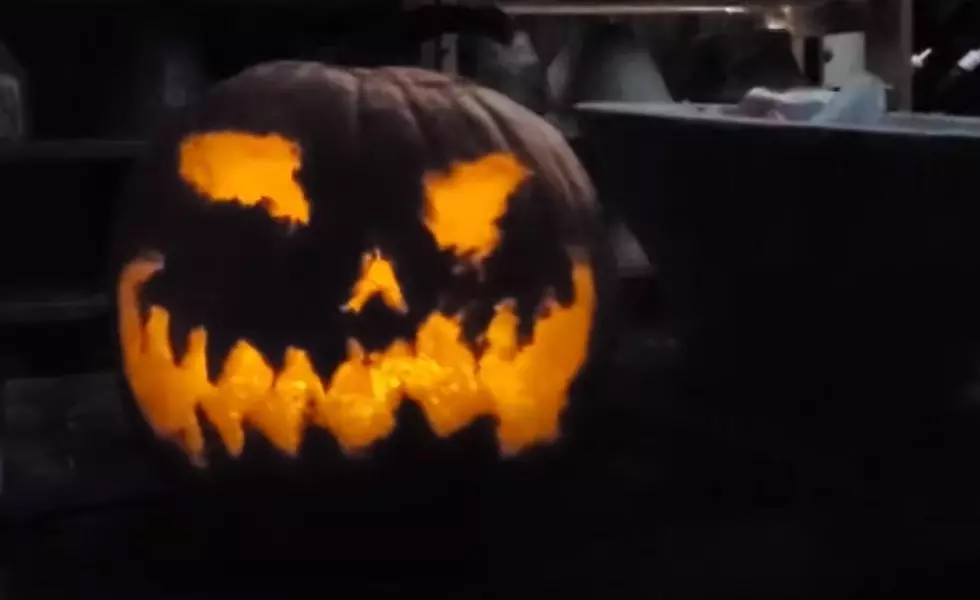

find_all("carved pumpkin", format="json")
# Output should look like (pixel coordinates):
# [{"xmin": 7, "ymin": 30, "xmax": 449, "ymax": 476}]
[{"xmin": 112, "ymin": 62, "xmax": 609, "ymax": 472}]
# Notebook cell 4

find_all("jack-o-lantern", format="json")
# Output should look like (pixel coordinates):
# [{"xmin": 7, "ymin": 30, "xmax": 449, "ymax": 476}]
[{"xmin": 112, "ymin": 62, "xmax": 610, "ymax": 472}]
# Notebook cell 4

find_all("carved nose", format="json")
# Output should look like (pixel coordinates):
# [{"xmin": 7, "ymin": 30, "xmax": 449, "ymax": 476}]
[{"xmin": 341, "ymin": 248, "xmax": 409, "ymax": 316}]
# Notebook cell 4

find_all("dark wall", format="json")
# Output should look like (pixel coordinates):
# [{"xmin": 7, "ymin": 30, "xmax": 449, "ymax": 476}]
[
  {"xmin": 0, "ymin": 4, "xmax": 515, "ymax": 139},
  {"xmin": 0, "ymin": 5, "xmax": 400, "ymax": 139}
]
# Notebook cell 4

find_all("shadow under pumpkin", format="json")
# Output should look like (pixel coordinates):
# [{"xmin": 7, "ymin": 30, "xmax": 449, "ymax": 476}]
[{"xmin": 117, "ymin": 129, "xmax": 598, "ymax": 468}]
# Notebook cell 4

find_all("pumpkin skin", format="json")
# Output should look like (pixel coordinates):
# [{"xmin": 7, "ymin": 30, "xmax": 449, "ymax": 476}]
[{"xmin": 112, "ymin": 61, "xmax": 611, "ymax": 476}]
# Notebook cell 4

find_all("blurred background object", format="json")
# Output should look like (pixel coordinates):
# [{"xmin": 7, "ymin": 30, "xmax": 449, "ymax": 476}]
[
  {"xmin": 0, "ymin": 38, "xmax": 27, "ymax": 140},
  {"xmin": 912, "ymin": 0, "xmax": 980, "ymax": 113},
  {"xmin": 682, "ymin": 27, "xmax": 809, "ymax": 103},
  {"xmin": 469, "ymin": 29, "xmax": 551, "ymax": 112},
  {"xmin": 557, "ymin": 19, "xmax": 672, "ymax": 105}
]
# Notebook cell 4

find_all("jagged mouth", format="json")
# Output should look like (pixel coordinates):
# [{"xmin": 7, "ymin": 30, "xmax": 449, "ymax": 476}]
[{"xmin": 117, "ymin": 252, "xmax": 597, "ymax": 467}]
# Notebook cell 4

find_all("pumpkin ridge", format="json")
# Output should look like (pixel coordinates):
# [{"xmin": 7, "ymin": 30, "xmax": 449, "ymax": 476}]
[
  {"xmin": 382, "ymin": 69, "xmax": 443, "ymax": 165},
  {"xmin": 448, "ymin": 85, "xmax": 512, "ymax": 153},
  {"xmin": 348, "ymin": 67, "xmax": 367, "ymax": 164},
  {"xmin": 474, "ymin": 87, "xmax": 574, "ymax": 209},
  {"xmin": 467, "ymin": 88, "xmax": 528, "ymax": 166}
]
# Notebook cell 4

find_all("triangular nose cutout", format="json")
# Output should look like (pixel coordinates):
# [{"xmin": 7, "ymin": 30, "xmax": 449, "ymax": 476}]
[{"xmin": 342, "ymin": 248, "xmax": 409, "ymax": 315}]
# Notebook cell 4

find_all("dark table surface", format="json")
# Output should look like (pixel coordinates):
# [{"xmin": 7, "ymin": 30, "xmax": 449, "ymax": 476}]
[{"xmin": 3, "ymin": 322, "xmax": 980, "ymax": 599}]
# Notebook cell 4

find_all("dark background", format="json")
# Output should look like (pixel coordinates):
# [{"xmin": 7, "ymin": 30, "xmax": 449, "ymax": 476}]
[{"xmin": 2, "ymin": 2, "xmax": 980, "ymax": 598}]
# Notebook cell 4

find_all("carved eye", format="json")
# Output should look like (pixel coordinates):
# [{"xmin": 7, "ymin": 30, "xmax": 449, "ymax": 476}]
[
  {"xmin": 178, "ymin": 131, "xmax": 311, "ymax": 226},
  {"xmin": 421, "ymin": 151, "xmax": 528, "ymax": 263}
]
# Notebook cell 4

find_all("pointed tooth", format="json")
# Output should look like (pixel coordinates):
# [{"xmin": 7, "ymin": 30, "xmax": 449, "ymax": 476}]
[
  {"xmin": 166, "ymin": 312, "xmax": 195, "ymax": 365},
  {"xmin": 260, "ymin": 341, "xmax": 288, "ymax": 374},
  {"xmin": 194, "ymin": 405, "xmax": 235, "ymax": 462},
  {"xmin": 205, "ymin": 327, "xmax": 239, "ymax": 384},
  {"xmin": 306, "ymin": 336, "xmax": 348, "ymax": 385},
  {"xmin": 461, "ymin": 302, "xmax": 494, "ymax": 347}
]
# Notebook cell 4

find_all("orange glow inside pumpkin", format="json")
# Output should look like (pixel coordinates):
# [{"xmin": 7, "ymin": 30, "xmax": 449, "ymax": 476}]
[
  {"xmin": 119, "ymin": 131, "xmax": 596, "ymax": 465},
  {"xmin": 342, "ymin": 249, "xmax": 409, "ymax": 315},
  {"xmin": 423, "ymin": 151, "xmax": 529, "ymax": 262},
  {"xmin": 119, "ymin": 256, "xmax": 594, "ymax": 464},
  {"xmin": 179, "ymin": 132, "xmax": 311, "ymax": 225}
]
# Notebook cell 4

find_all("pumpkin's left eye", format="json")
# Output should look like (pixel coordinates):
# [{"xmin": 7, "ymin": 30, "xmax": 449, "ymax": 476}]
[
  {"xmin": 178, "ymin": 131, "xmax": 312, "ymax": 226},
  {"xmin": 422, "ymin": 152, "xmax": 528, "ymax": 263}
]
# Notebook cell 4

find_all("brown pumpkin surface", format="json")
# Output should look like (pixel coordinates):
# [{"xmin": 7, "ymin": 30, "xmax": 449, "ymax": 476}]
[{"xmin": 113, "ymin": 61, "xmax": 608, "ymax": 468}]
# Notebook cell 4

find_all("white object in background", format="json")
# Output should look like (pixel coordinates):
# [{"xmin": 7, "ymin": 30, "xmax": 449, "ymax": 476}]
[
  {"xmin": 811, "ymin": 72, "xmax": 888, "ymax": 126},
  {"xmin": 733, "ymin": 87, "xmax": 837, "ymax": 121},
  {"xmin": 957, "ymin": 49, "xmax": 980, "ymax": 73},
  {"xmin": 912, "ymin": 47, "xmax": 933, "ymax": 69},
  {"xmin": 823, "ymin": 32, "xmax": 866, "ymax": 88}
]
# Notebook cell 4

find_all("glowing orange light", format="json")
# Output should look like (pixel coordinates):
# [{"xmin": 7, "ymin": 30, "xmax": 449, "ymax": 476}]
[
  {"xmin": 423, "ymin": 152, "xmax": 528, "ymax": 261},
  {"xmin": 342, "ymin": 249, "xmax": 409, "ymax": 315},
  {"xmin": 179, "ymin": 131, "xmax": 311, "ymax": 226},
  {"xmin": 118, "ymin": 255, "xmax": 594, "ymax": 465}
]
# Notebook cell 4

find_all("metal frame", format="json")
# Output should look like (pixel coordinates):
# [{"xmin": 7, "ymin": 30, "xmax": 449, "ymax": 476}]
[{"xmin": 442, "ymin": 0, "xmax": 913, "ymax": 109}]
